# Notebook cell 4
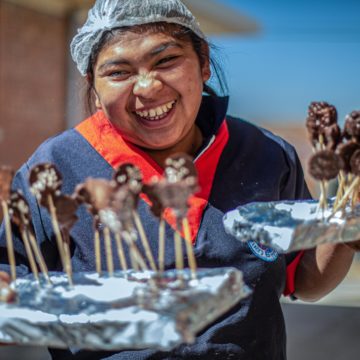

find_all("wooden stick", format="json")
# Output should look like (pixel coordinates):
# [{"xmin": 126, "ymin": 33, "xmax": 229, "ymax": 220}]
[
  {"xmin": 115, "ymin": 233, "xmax": 127, "ymax": 272},
  {"xmin": 1, "ymin": 200, "xmax": 16, "ymax": 282},
  {"xmin": 158, "ymin": 217, "xmax": 166, "ymax": 273},
  {"xmin": 320, "ymin": 180, "xmax": 328, "ymax": 212},
  {"xmin": 174, "ymin": 229, "xmax": 184, "ymax": 274},
  {"xmin": 94, "ymin": 228, "xmax": 102, "ymax": 276},
  {"xmin": 334, "ymin": 171, "xmax": 345, "ymax": 208},
  {"xmin": 132, "ymin": 211, "xmax": 157, "ymax": 271},
  {"xmin": 61, "ymin": 231, "xmax": 73, "ymax": 287},
  {"xmin": 182, "ymin": 217, "xmax": 197, "ymax": 280},
  {"xmin": 103, "ymin": 226, "xmax": 114, "ymax": 276},
  {"xmin": 122, "ymin": 231, "xmax": 147, "ymax": 271},
  {"xmin": 332, "ymin": 177, "xmax": 360, "ymax": 215},
  {"xmin": 47, "ymin": 195, "xmax": 67, "ymax": 272},
  {"xmin": 27, "ymin": 230, "xmax": 51, "ymax": 284},
  {"xmin": 20, "ymin": 227, "xmax": 39, "ymax": 282}
]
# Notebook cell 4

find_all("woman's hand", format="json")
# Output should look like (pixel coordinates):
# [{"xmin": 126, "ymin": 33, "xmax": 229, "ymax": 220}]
[{"xmin": 294, "ymin": 243, "xmax": 355, "ymax": 302}]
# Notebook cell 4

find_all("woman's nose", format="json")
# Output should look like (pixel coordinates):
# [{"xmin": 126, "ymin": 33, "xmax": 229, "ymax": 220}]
[{"xmin": 132, "ymin": 74, "xmax": 163, "ymax": 98}]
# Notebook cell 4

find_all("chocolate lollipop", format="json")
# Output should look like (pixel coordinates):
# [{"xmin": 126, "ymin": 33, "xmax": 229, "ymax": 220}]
[
  {"xmin": 309, "ymin": 150, "xmax": 342, "ymax": 213},
  {"xmin": 113, "ymin": 164, "xmax": 156, "ymax": 271},
  {"xmin": 343, "ymin": 111, "xmax": 360, "ymax": 141},
  {"xmin": 8, "ymin": 190, "xmax": 51, "ymax": 284},
  {"xmin": 332, "ymin": 149, "xmax": 360, "ymax": 214},
  {"xmin": 306, "ymin": 102, "xmax": 338, "ymax": 148},
  {"xmin": 75, "ymin": 178, "xmax": 114, "ymax": 276},
  {"xmin": 103, "ymin": 185, "xmax": 148, "ymax": 272},
  {"xmin": 29, "ymin": 163, "xmax": 71, "ymax": 284},
  {"xmin": 165, "ymin": 154, "xmax": 198, "ymax": 278},
  {"xmin": 0, "ymin": 166, "xmax": 16, "ymax": 282}
]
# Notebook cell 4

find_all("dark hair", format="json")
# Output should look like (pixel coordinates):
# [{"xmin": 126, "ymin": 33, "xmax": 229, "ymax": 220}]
[{"xmin": 84, "ymin": 22, "xmax": 228, "ymax": 115}]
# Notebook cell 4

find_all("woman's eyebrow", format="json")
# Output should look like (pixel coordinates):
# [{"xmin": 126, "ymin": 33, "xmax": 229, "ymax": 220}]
[{"xmin": 149, "ymin": 41, "xmax": 183, "ymax": 57}]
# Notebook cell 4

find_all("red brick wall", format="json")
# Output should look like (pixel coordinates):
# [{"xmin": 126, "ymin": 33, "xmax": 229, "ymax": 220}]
[{"xmin": 0, "ymin": 2, "xmax": 67, "ymax": 169}]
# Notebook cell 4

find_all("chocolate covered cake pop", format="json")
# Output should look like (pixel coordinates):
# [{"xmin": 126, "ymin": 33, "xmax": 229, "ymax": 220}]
[
  {"xmin": 306, "ymin": 101, "xmax": 338, "ymax": 146},
  {"xmin": 343, "ymin": 111, "xmax": 360, "ymax": 141},
  {"xmin": 336, "ymin": 142, "xmax": 360, "ymax": 174},
  {"xmin": 29, "ymin": 164, "xmax": 62, "ymax": 207},
  {"xmin": 309, "ymin": 150, "xmax": 342, "ymax": 181},
  {"xmin": 113, "ymin": 165, "xmax": 156, "ymax": 271}
]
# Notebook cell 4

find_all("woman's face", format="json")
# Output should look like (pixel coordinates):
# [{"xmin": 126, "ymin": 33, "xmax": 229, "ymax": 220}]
[{"xmin": 92, "ymin": 30, "xmax": 210, "ymax": 152}]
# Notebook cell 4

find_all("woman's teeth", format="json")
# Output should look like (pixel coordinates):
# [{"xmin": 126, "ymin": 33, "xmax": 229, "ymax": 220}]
[{"xmin": 135, "ymin": 101, "xmax": 175, "ymax": 120}]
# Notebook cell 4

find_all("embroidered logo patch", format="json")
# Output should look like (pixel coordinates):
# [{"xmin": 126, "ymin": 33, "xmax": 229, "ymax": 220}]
[{"xmin": 248, "ymin": 240, "xmax": 278, "ymax": 262}]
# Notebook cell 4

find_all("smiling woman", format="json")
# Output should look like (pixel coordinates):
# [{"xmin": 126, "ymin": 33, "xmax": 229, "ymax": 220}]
[
  {"xmin": 90, "ymin": 28, "xmax": 209, "ymax": 161},
  {"xmin": 0, "ymin": 0, "xmax": 358, "ymax": 359}
]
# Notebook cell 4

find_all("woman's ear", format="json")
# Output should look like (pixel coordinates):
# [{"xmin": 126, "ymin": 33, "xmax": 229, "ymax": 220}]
[{"xmin": 93, "ymin": 88, "xmax": 102, "ymax": 110}]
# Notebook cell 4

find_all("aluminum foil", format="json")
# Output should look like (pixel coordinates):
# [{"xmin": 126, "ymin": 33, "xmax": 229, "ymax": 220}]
[
  {"xmin": 0, "ymin": 268, "xmax": 249, "ymax": 350},
  {"xmin": 223, "ymin": 199, "xmax": 360, "ymax": 253}
]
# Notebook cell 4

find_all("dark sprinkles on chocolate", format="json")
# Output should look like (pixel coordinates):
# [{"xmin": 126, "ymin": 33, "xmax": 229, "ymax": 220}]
[{"xmin": 309, "ymin": 150, "xmax": 342, "ymax": 180}]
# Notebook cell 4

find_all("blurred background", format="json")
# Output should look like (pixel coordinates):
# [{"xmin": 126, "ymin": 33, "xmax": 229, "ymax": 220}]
[{"xmin": 0, "ymin": 0, "xmax": 359, "ymax": 358}]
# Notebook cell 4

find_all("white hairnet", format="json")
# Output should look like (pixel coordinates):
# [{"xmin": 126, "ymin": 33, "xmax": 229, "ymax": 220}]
[{"xmin": 70, "ymin": 0, "xmax": 206, "ymax": 76}]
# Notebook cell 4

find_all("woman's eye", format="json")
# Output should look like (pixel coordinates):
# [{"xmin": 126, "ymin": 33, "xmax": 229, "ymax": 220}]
[
  {"xmin": 156, "ymin": 56, "xmax": 179, "ymax": 66},
  {"xmin": 108, "ymin": 70, "xmax": 130, "ymax": 78}
]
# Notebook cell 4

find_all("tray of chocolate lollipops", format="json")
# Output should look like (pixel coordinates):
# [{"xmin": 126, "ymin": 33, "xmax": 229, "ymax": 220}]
[
  {"xmin": 224, "ymin": 103, "xmax": 360, "ymax": 253},
  {"xmin": 0, "ymin": 154, "xmax": 250, "ymax": 350}
]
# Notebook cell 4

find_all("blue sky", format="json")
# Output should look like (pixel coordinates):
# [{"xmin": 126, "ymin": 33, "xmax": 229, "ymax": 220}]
[{"xmin": 209, "ymin": 0, "xmax": 360, "ymax": 125}]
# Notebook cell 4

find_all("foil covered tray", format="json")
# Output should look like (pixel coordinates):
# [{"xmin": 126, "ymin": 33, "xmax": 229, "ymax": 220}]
[
  {"xmin": 0, "ymin": 268, "xmax": 249, "ymax": 350},
  {"xmin": 223, "ymin": 200, "xmax": 360, "ymax": 253}
]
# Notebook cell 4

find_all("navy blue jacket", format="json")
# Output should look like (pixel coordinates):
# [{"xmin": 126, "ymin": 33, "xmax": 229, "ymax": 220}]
[{"xmin": 0, "ymin": 96, "xmax": 311, "ymax": 359}]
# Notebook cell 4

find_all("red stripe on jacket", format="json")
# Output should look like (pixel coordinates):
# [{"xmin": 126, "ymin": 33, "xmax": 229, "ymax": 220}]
[{"xmin": 76, "ymin": 111, "xmax": 229, "ymax": 243}]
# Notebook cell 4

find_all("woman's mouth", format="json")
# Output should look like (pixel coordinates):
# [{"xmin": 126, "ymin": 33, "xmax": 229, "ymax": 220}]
[{"xmin": 134, "ymin": 100, "xmax": 176, "ymax": 125}]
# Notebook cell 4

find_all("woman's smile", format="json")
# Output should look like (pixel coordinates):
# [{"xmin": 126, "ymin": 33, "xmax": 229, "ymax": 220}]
[{"xmin": 133, "ymin": 100, "xmax": 177, "ymax": 129}]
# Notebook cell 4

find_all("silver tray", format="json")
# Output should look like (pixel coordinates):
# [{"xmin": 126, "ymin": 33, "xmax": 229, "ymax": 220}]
[
  {"xmin": 223, "ymin": 200, "xmax": 360, "ymax": 253},
  {"xmin": 0, "ymin": 268, "xmax": 249, "ymax": 350}
]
